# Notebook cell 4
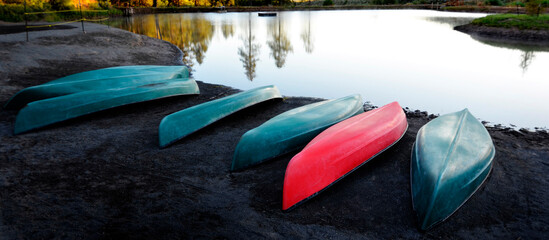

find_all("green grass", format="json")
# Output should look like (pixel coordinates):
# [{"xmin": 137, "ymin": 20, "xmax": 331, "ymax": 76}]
[{"xmin": 472, "ymin": 14, "xmax": 549, "ymax": 30}]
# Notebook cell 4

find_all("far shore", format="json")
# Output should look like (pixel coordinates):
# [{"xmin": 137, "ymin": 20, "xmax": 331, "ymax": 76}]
[{"xmin": 119, "ymin": 4, "xmax": 548, "ymax": 15}]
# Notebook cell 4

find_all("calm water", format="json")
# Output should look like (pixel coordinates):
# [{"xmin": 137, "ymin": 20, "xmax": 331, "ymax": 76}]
[{"xmin": 111, "ymin": 10, "xmax": 549, "ymax": 129}]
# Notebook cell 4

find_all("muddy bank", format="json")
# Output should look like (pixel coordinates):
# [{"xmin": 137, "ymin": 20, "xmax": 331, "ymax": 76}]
[
  {"xmin": 455, "ymin": 24, "xmax": 549, "ymax": 45},
  {"xmin": 1, "ymin": 23, "xmax": 549, "ymax": 239}
]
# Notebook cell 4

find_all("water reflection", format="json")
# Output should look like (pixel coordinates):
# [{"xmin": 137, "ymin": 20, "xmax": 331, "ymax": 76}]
[
  {"xmin": 301, "ymin": 12, "xmax": 314, "ymax": 54},
  {"xmin": 110, "ymin": 14, "xmax": 214, "ymax": 68},
  {"xmin": 520, "ymin": 51, "xmax": 535, "ymax": 73},
  {"xmin": 238, "ymin": 13, "xmax": 261, "ymax": 81},
  {"xmin": 267, "ymin": 16, "xmax": 293, "ymax": 68},
  {"xmin": 109, "ymin": 11, "xmax": 549, "ymax": 128},
  {"xmin": 424, "ymin": 16, "xmax": 477, "ymax": 28},
  {"xmin": 221, "ymin": 22, "xmax": 234, "ymax": 39},
  {"xmin": 466, "ymin": 34, "xmax": 549, "ymax": 73}
]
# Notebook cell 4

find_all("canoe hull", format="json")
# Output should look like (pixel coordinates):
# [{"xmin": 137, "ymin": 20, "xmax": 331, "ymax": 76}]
[
  {"xmin": 231, "ymin": 94, "xmax": 364, "ymax": 171},
  {"xmin": 158, "ymin": 85, "xmax": 282, "ymax": 148},
  {"xmin": 282, "ymin": 102, "xmax": 408, "ymax": 211},
  {"xmin": 14, "ymin": 79, "xmax": 199, "ymax": 134},
  {"xmin": 5, "ymin": 65, "xmax": 189, "ymax": 110},
  {"xmin": 411, "ymin": 109, "xmax": 495, "ymax": 230}
]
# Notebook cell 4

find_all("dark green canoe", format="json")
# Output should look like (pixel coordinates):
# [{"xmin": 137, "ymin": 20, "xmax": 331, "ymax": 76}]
[
  {"xmin": 411, "ymin": 109, "xmax": 495, "ymax": 230},
  {"xmin": 159, "ymin": 85, "xmax": 282, "ymax": 148},
  {"xmin": 231, "ymin": 94, "xmax": 364, "ymax": 171},
  {"xmin": 14, "ymin": 78, "xmax": 199, "ymax": 135},
  {"xmin": 5, "ymin": 65, "xmax": 190, "ymax": 110}
]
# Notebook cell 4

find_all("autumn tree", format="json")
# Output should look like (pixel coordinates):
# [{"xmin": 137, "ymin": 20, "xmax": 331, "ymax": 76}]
[{"xmin": 525, "ymin": 0, "xmax": 545, "ymax": 16}]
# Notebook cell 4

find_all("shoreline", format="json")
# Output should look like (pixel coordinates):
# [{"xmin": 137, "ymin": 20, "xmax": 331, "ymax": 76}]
[
  {"xmin": 1, "ymin": 23, "xmax": 549, "ymax": 238},
  {"xmin": 455, "ymin": 24, "xmax": 549, "ymax": 45}
]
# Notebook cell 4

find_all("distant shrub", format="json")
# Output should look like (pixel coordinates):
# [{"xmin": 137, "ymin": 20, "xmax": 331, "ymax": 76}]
[
  {"xmin": 484, "ymin": 0, "xmax": 503, "ymax": 6},
  {"xmin": 507, "ymin": 1, "xmax": 525, "ymax": 7},
  {"xmin": 322, "ymin": 0, "xmax": 333, "ymax": 5},
  {"xmin": 525, "ymin": 0, "xmax": 545, "ymax": 16}
]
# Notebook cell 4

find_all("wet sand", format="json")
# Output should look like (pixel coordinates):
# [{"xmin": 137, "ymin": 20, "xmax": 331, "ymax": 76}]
[{"xmin": 1, "ymin": 22, "xmax": 549, "ymax": 239}]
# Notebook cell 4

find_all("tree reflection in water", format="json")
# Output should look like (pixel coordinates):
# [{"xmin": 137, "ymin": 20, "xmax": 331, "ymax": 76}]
[
  {"xmin": 519, "ymin": 51, "xmax": 535, "ymax": 74},
  {"xmin": 267, "ymin": 15, "xmax": 293, "ymax": 68},
  {"xmin": 238, "ymin": 13, "xmax": 261, "ymax": 81},
  {"xmin": 221, "ymin": 21, "xmax": 235, "ymax": 39},
  {"xmin": 111, "ymin": 14, "xmax": 214, "ymax": 68},
  {"xmin": 301, "ymin": 11, "xmax": 314, "ymax": 54}
]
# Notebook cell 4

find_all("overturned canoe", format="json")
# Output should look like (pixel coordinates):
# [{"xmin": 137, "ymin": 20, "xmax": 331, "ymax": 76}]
[
  {"xmin": 231, "ymin": 94, "xmax": 364, "ymax": 171},
  {"xmin": 411, "ymin": 109, "xmax": 495, "ymax": 231},
  {"xmin": 14, "ymin": 78, "xmax": 199, "ymax": 135},
  {"xmin": 283, "ymin": 102, "xmax": 408, "ymax": 211},
  {"xmin": 159, "ymin": 85, "xmax": 282, "ymax": 148},
  {"xmin": 5, "ymin": 65, "xmax": 189, "ymax": 110}
]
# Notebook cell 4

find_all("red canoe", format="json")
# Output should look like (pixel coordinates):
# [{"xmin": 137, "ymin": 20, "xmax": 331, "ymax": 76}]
[{"xmin": 282, "ymin": 102, "xmax": 408, "ymax": 211}]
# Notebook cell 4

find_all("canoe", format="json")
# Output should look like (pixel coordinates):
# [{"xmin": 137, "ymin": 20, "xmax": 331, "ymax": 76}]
[
  {"xmin": 5, "ymin": 65, "xmax": 190, "ymax": 110},
  {"xmin": 14, "ymin": 78, "xmax": 199, "ymax": 135},
  {"xmin": 282, "ymin": 102, "xmax": 408, "ymax": 211},
  {"xmin": 411, "ymin": 109, "xmax": 495, "ymax": 230},
  {"xmin": 231, "ymin": 94, "xmax": 364, "ymax": 171},
  {"xmin": 258, "ymin": 12, "xmax": 277, "ymax": 17},
  {"xmin": 48, "ymin": 65, "xmax": 190, "ymax": 84},
  {"xmin": 158, "ymin": 85, "xmax": 282, "ymax": 148}
]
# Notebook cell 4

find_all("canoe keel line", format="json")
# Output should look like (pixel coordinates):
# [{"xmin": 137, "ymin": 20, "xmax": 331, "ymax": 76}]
[{"xmin": 411, "ymin": 109, "xmax": 495, "ymax": 230}]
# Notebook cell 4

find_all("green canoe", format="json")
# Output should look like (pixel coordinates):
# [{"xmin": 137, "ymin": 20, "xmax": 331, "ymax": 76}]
[
  {"xmin": 231, "ymin": 94, "xmax": 364, "ymax": 171},
  {"xmin": 411, "ymin": 109, "xmax": 495, "ymax": 230},
  {"xmin": 14, "ymin": 78, "xmax": 199, "ymax": 135},
  {"xmin": 159, "ymin": 85, "xmax": 282, "ymax": 148},
  {"xmin": 5, "ymin": 65, "xmax": 190, "ymax": 110}
]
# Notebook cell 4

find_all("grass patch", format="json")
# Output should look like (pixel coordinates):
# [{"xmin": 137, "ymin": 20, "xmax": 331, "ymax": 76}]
[{"xmin": 472, "ymin": 14, "xmax": 549, "ymax": 30}]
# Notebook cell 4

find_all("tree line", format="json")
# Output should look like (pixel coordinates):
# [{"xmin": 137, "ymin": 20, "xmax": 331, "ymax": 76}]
[{"xmin": 0, "ymin": 0, "xmax": 295, "ymax": 9}]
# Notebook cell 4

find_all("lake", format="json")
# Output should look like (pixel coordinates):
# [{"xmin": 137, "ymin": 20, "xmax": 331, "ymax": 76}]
[{"xmin": 110, "ymin": 10, "xmax": 549, "ymax": 129}]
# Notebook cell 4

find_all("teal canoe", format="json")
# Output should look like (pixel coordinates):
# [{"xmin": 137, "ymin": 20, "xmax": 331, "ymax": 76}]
[
  {"xmin": 411, "ymin": 109, "xmax": 495, "ymax": 230},
  {"xmin": 159, "ymin": 85, "xmax": 282, "ymax": 148},
  {"xmin": 14, "ymin": 78, "xmax": 199, "ymax": 135},
  {"xmin": 5, "ymin": 65, "xmax": 190, "ymax": 110},
  {"xmin": 231, "ymin": 94, "xmax": 364, "ymax": 171}
]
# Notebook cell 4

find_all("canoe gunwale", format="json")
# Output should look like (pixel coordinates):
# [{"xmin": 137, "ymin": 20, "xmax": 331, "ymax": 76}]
[{"xmin": 283, "ymin": 122, "xmax": 409, "ymax": 212}]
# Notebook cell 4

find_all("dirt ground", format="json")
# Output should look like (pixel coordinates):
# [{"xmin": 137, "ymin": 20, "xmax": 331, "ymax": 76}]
[{"xmin": 1, "ymin": 23, "xmax": 548, "ymax": 239}]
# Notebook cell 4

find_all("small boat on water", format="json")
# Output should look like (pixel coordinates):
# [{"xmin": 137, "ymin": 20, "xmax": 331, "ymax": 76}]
[
  {"xmin": 231, "ymin": 94, "xmax": 364, "ymax": 171},
  {"xmin": 158, "ymin": 85, "xmax": 282, "ymax": 148},
  {"xmin": 14, "ymin": 79, "xmax": 199, "ymax": 134},
  {"xmin": 411, "ymin": 109, "xmax": 495, "ymax": 230},
  {"xmin": 5, "ymin": 65, "xmax": 189, "ymax": 110},
  {"xmin": 258, "ymin": 12, "xmax": 277, "ymax": 17},
  {"xmin": 282, "ymin": 102, "xmax": 408, "ymax": 211}
]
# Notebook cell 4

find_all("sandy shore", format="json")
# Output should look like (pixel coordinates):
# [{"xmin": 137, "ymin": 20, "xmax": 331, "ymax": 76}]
[{"xmin": 1, "ymin": 22, "xmax": 549, "ymax": 239}]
